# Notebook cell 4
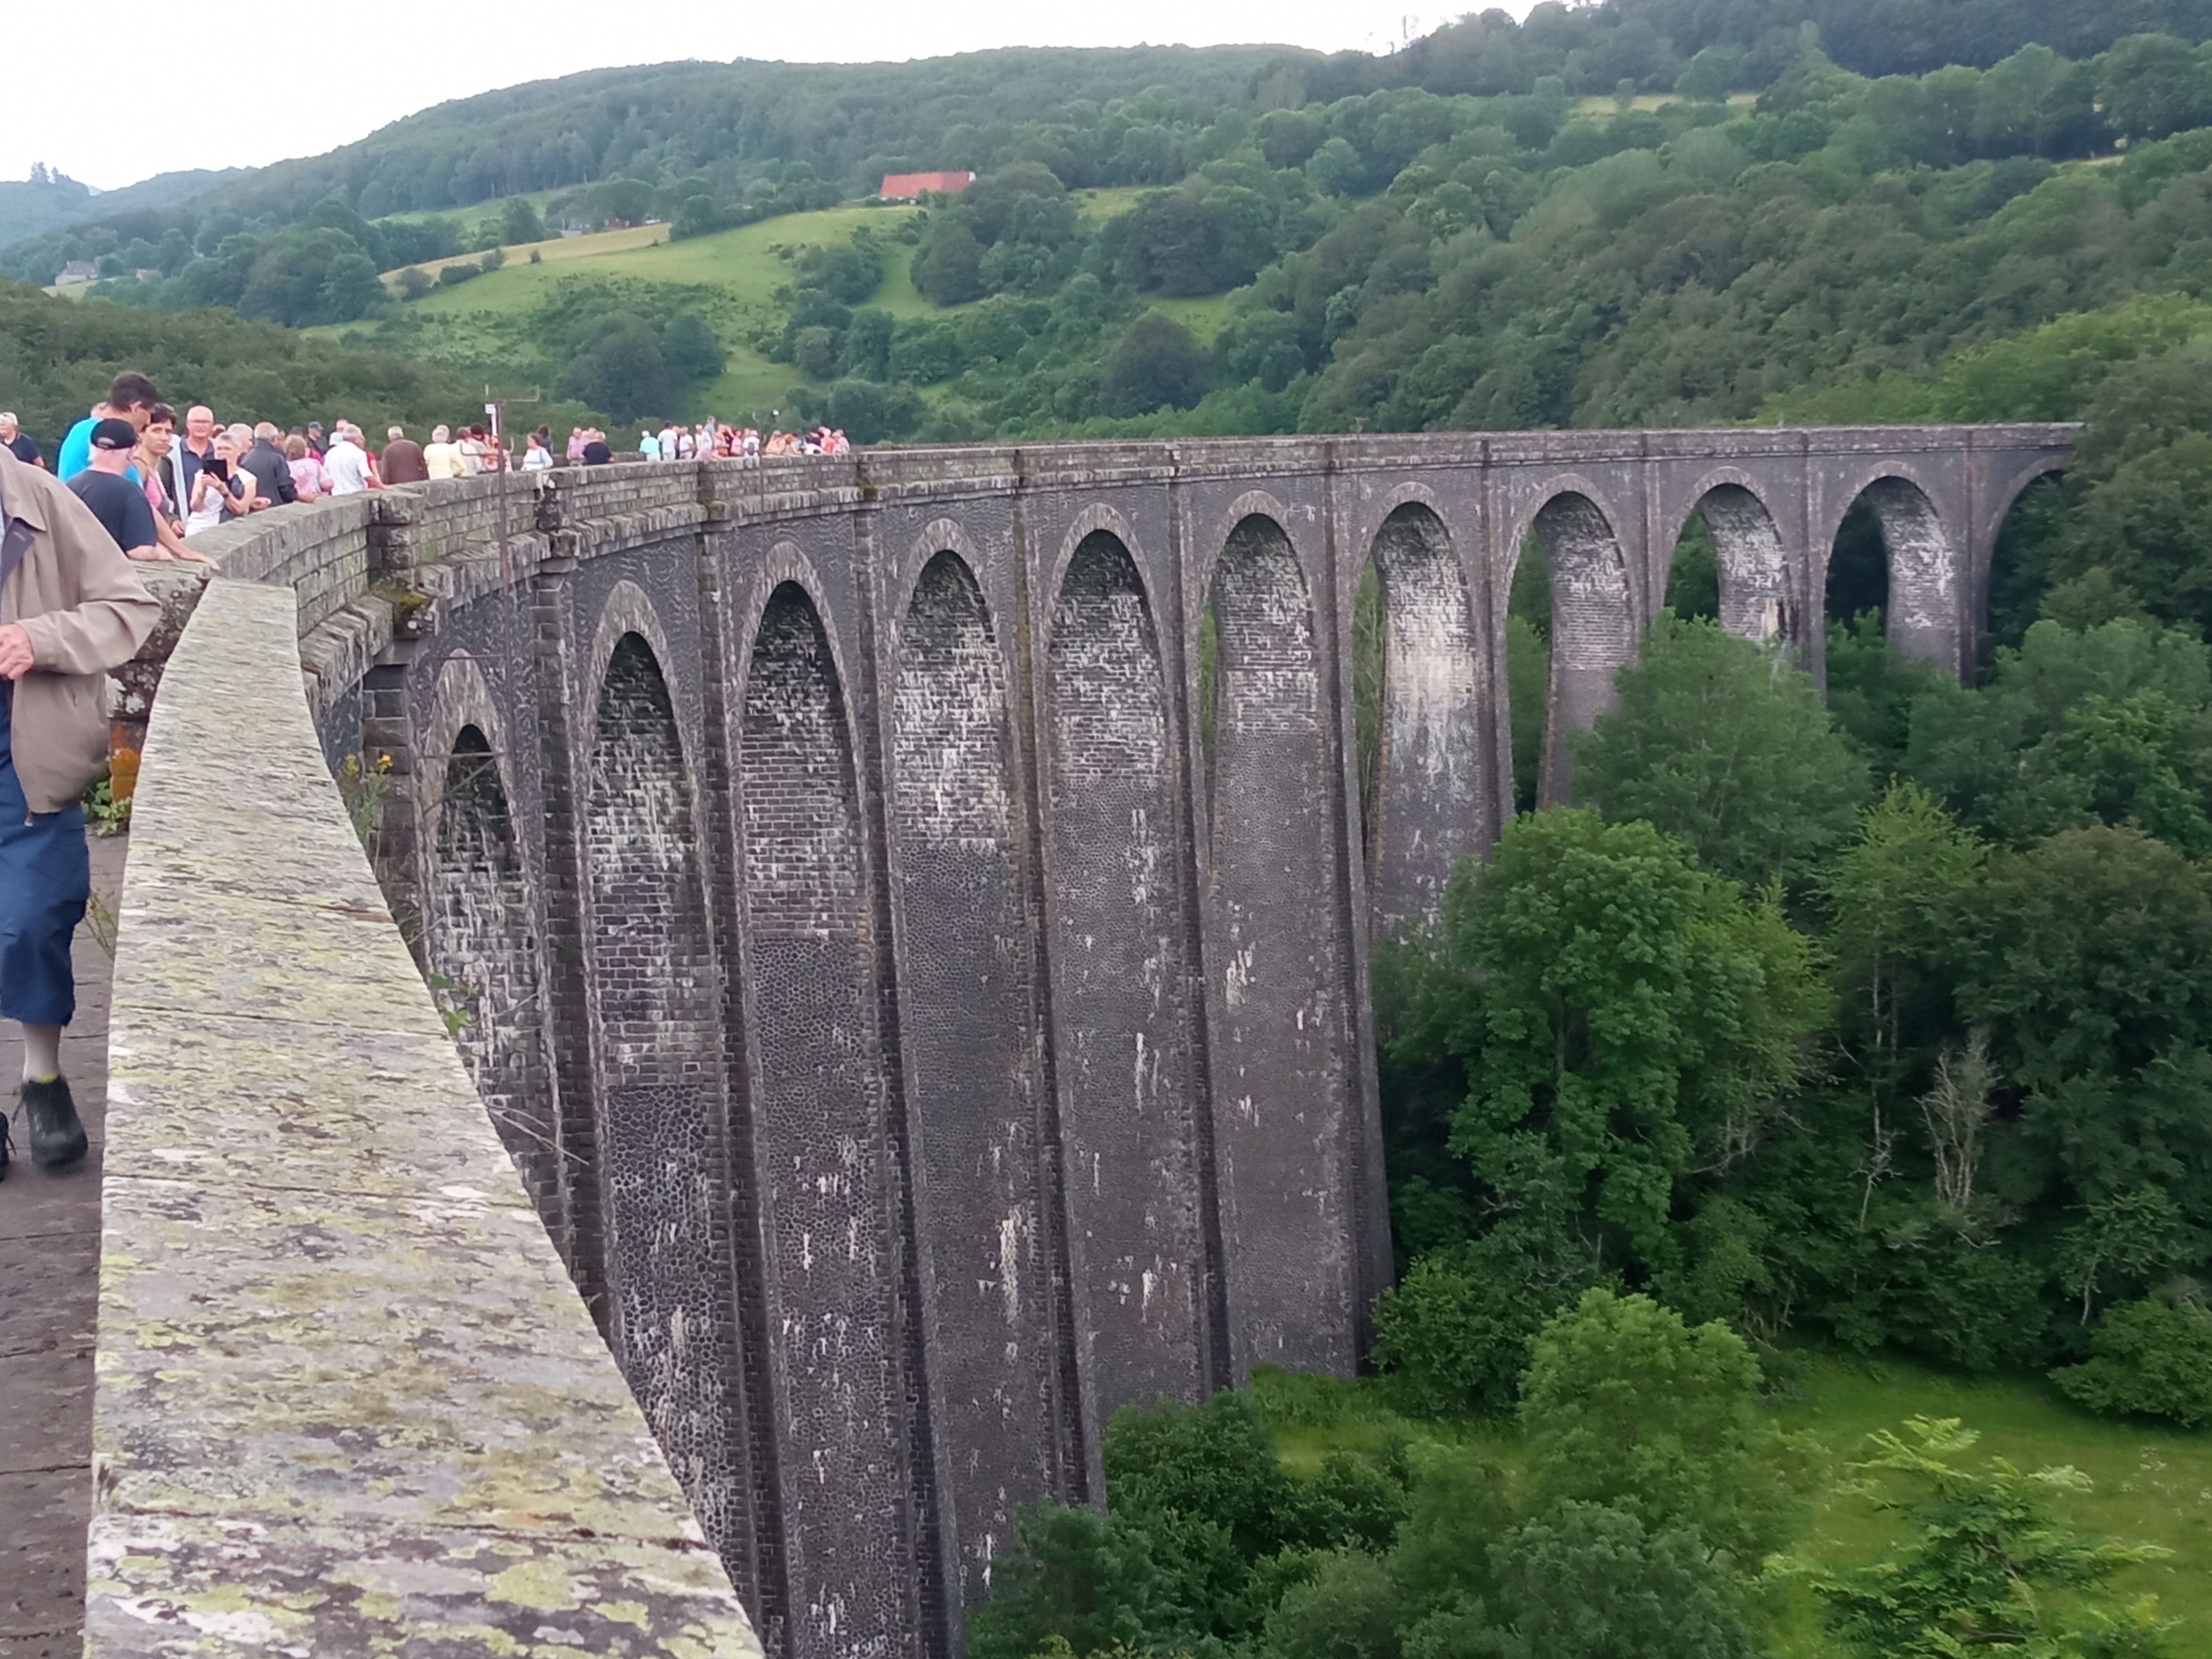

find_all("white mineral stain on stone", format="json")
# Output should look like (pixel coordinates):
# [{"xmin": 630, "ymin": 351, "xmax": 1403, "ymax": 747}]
[{"xmin": 998, "ymin": 1213, "xmax": 1024, "ymax": 1327}]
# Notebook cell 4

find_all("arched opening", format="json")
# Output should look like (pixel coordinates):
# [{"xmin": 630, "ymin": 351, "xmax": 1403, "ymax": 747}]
[
  {"xmin": 738, "ymin": 582, "xmax": 906, "ymax": 1659},
  {"xmin": 429, "ymin": 724, "xmax": 560, "ymax": 1234},
  {"xmin": 1045, "ymin": 529, "xmax": 1206, "ymax": 1414},
  {"xmin": 1506, "ymin": 530, "xmax": 1549, "ymax": 814},
  {"xmin": 1528, "ymin": 490, "xmax": 1636, "ymax": 807},
  {"xmin": 1987, "ymin": 472, "xmax": 2067, "ymax": 654},
  {"xmin": 1352, "ymin": 559, "xmax": 1386, "ymax": 845},
  {"xmin": 583, "ymin": 632, "xmax": 745, "ymax": 1575},
  {"xmin": 1204, "ymin": 516, "xmax": 1352, "ymax": 1377},
  {"xmin": 1826, "ymin": 475, "xmax": 1957, "ymax": 667},
  {"xmin": 1662, "ymin": 511, "xmax": 1720, "ymax": 623},
  {"xmin": 1699, "ymin": 484, "xmax": 1794, "ymax": 647},
  {"xmin": 1824, "ymin": 497, "xmax": 1890, "ymax": 634},
  {"xmin": 890, "ymin": 551, "xmax": 1057, "ymax": 1599},
  {"xmin": 1361, "ymin": 502, "xmax": 1487, "ymax": 934}
]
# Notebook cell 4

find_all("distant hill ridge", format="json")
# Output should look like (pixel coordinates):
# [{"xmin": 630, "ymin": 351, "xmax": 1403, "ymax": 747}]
[
  {"xmin": 0, "ymin": 166, "xmax": 245, "ymax": 253},
  {"xmin": 17, "ymin": 0, "xmax": 2212, "ymax": 262}
]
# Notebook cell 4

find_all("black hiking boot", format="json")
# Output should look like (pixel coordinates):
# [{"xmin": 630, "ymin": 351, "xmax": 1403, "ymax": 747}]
[{"xmin": 21, "ymin": 1077, "xmax": 86, "ymax": 1169}]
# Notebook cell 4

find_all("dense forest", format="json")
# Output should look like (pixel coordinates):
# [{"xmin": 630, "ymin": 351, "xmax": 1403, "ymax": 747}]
[{"xmin": 0, "ymin": 281, "xmax": 537, "ymax": 441}]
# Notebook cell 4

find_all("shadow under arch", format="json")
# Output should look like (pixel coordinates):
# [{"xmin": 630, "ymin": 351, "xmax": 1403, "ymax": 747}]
[
  {"xmin": 1527, "ymin": 489, "xmax": 1636, "ymax": 807},
  {"xmin": 1044, "ymin": 528, "xmax": 1210, "ymax": 1417},
  {"xmin": 582, "ymin": 631, "xmax": 748, "ymax": 1580},
  {"xmin": 737, "ymin": 580, "xmax": 912, "ymax": 1659},
  {"xmin": 1203, "ymin": 514, "xmax": 1355, "ymax": 1379},
  {"xmin": 1825, "ymin": 474, "xmax": 1958, "ymax": 668},
  {"xmin": 1984, "ymin": 461, "xmax": 2069, "ymax": 655},
  {"xmin": 428, "ymin": 724, "xmax": 561, "ymax": 1230},
  {"xmin": 889, "ymin": 549, "xmax": 1063, "ymax": 1605},
  {"xmin": 1360, "ymin": 500, "xmax": 1487, "ymax": 935}
]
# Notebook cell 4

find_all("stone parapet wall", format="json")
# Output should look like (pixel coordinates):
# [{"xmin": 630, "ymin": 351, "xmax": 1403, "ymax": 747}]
[{"xmin": 91, "ymin": 576, "xmax": 761, "ymax": 1656}]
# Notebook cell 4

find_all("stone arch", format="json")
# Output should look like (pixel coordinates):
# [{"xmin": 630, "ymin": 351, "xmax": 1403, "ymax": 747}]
[
  {"xmin": 1361, "ymin": 500, "xmax": 1487, "ymax": 933},
  {"xmin": 1989, "ymin": 455, "xmax": 2069, "ymax": 533},
  {"xmin": 889, "ymin": 548, "xmax": 1058, "ymax": 1606},
  {"xmin": 1679, "ymin": 481, "xmax": 1795, "ymax": 647},
  {"xmin": 582, "ymin": 630, "xmax": 747, "ymax": 1577},
  {"xmin": 427, "ymin": 720, "xmax": 563, "ymax": 1231},
  {"xmin": 1044, "ymin": 501, "xmax": 1150, "ymax": 615},
  {"xmin": 1044, "ymin": 528, "xmax": 1208, "ymax": 1417},
  {"xmin": 1204, "ymin": 513, "xmax": 1353, "ymax": 1378},
  {"xmin": 583, "ymin": 580, "xmax": 695, "ymax": 759},
  {"xmin": 1825, "ymin": 473, "xmax": 1958, "ymax": 668},
  {"xmin": 1517, "ymin": 488, "xmax": 1637, "ymax": 806},
  {"xmin": 738, "ymin": 580, "xmax": 908, "ymax": 1659}
]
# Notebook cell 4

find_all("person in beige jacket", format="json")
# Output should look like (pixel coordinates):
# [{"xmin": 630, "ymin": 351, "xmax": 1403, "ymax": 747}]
[{"xmin": 0, "ymin": 441, "xmax": 161, "ymax": 1178}]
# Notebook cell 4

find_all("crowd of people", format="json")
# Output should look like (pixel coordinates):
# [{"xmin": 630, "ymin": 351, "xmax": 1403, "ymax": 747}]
[
  {"xmin": 4, "ymin": 379, "xmax": 867, "ymax": 569},
  {"xmin": 619, "ymin": 420, "xmax": 853, "ymax": 459},
  {"xmin": 0, "ymin": 374, "xmax": 869, "ymax": 1184}
]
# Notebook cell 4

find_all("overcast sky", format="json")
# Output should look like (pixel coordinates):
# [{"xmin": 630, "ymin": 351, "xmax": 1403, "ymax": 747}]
[{"xmin": 2, "ymin": 4, "xmax": 1518, "ymax": 192}]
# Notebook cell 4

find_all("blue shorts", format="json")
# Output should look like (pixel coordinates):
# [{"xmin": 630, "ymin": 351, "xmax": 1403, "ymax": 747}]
[{"xmin": 0, "ymin": 692, "xmax": 88, "ymax": 1027}]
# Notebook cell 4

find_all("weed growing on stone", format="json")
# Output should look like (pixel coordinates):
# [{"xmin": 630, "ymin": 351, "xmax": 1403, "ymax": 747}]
[
  {"xmin": 337, "ymin": 751, "xmax": 395, "ymax": 853},
  {"xmin": 82, "ymin": 776, "xmax": 131, "ymax": 835},
  {"xmin": 82, "ymin": 890, "xmax": 118, "ymax": 958},
  {"xmin": 424, "ymin": 971, "xmax": 474, "ymax": 1041}
]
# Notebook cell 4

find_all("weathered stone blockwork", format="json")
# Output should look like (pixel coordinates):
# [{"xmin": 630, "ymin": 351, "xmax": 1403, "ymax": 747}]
[{"xmin": 132, "ymin": 424, "xmax": 2069, "ymax": 1659}]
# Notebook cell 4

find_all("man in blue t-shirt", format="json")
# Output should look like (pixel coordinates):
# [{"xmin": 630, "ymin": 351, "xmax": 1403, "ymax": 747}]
[
  {"xmin": 54, "ymin": 371, "xmax": 161, "ymax": 482},
  {"xmin": 64, "ymin": 420, "xmax": 158, "ymax": 558}
]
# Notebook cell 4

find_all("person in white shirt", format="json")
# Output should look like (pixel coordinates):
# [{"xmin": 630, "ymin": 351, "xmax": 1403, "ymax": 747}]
[
  {"xmin": 521, "ymin": 431, "xmax": 555, "ymax": 471},
  {"xmin": 423, "ymin": 425, "xmax": 467, "ymax": 480},
  {"xmin": 184, "ymin": 432, "xmax": 256, "ymax": 532},
  {"xmin": 323, "ymin": 426, "xmax": 376, "ymax": 495},
  {"xmin": 657, "ymin": 421, "xmax": 680, "ymax": 460}
]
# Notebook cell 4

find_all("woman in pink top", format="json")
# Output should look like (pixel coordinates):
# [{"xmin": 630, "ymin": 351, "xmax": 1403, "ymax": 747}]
[{"xmin": 284, "ymin": 434, "xmax": 330, "ymax": 500}]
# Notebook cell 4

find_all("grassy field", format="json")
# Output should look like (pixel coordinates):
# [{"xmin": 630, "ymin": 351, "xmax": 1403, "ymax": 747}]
[
  {"xmin": 1768, "ymin": 1352, "xmax": 2212, "ymax": 1654},
  {"xmin": 1269, "ymin": 1349, "xmax": 2212, "ymax": 1657},
  {"xmin": 373, "ymin": 186, "xmax": 566, "ymax": 229},
  {"xmin": 1573, "ymin": 91, "xmax": 1760, "ymax": 114},
  {"xmin": 382, "ymin": 206, "xmax": 915, "ymax": 311},
  {"xmin": 384, "ymin": 221, "xmax": 671, "ymax": 289},
  {"xmin": 348, "ymin": 207, "xmax": 918, "ymax": 421},
  {"xmin": 337, "ymin": 199, "xmax": 1238, "ymax": 424}
]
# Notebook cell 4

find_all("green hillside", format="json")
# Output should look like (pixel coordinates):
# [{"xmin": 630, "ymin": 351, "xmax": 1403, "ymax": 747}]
[{"xmin": 334, "ymin": 201, "xmax": 1234, "ymax": 430}]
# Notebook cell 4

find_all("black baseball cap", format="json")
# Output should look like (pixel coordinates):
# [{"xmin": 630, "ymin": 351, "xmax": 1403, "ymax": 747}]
[{"xmin": 90, "ymin": 417, "xmax": 139, "ymax": 451}]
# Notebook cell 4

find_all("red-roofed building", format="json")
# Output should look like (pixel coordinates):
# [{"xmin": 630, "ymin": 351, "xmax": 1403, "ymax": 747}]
[{"xmin": 879, "ymin": 171, "xmax": 975, "ymax": 200}]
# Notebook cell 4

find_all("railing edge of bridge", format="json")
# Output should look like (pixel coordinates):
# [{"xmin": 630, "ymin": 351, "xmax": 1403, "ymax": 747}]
[{"xmin": 89, "ymin": 572, "xmax": 761, "ymax": 1655}]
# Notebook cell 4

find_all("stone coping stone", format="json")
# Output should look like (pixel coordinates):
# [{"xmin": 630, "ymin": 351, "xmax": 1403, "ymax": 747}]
[{"xmin": 93, "ymin": 576, "xmax": 761, "ymax": 1658}]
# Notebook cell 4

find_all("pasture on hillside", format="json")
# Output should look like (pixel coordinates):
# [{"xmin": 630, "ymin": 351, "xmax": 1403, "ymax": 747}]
[{"xmin": 343, "ymin": 200, "xmax": 1235, "ymax": 427}]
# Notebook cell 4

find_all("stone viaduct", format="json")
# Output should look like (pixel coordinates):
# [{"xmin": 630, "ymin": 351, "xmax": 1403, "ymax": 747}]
[{"xmin": 98, "ymin": 424, "xmax": 2071, "ymax": 1656}]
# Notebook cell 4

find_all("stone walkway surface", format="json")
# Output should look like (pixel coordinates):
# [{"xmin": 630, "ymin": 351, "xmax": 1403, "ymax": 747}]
[{"xmin": 1, "ymin": 830, "xmax": 127, "ymax": 1659}]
